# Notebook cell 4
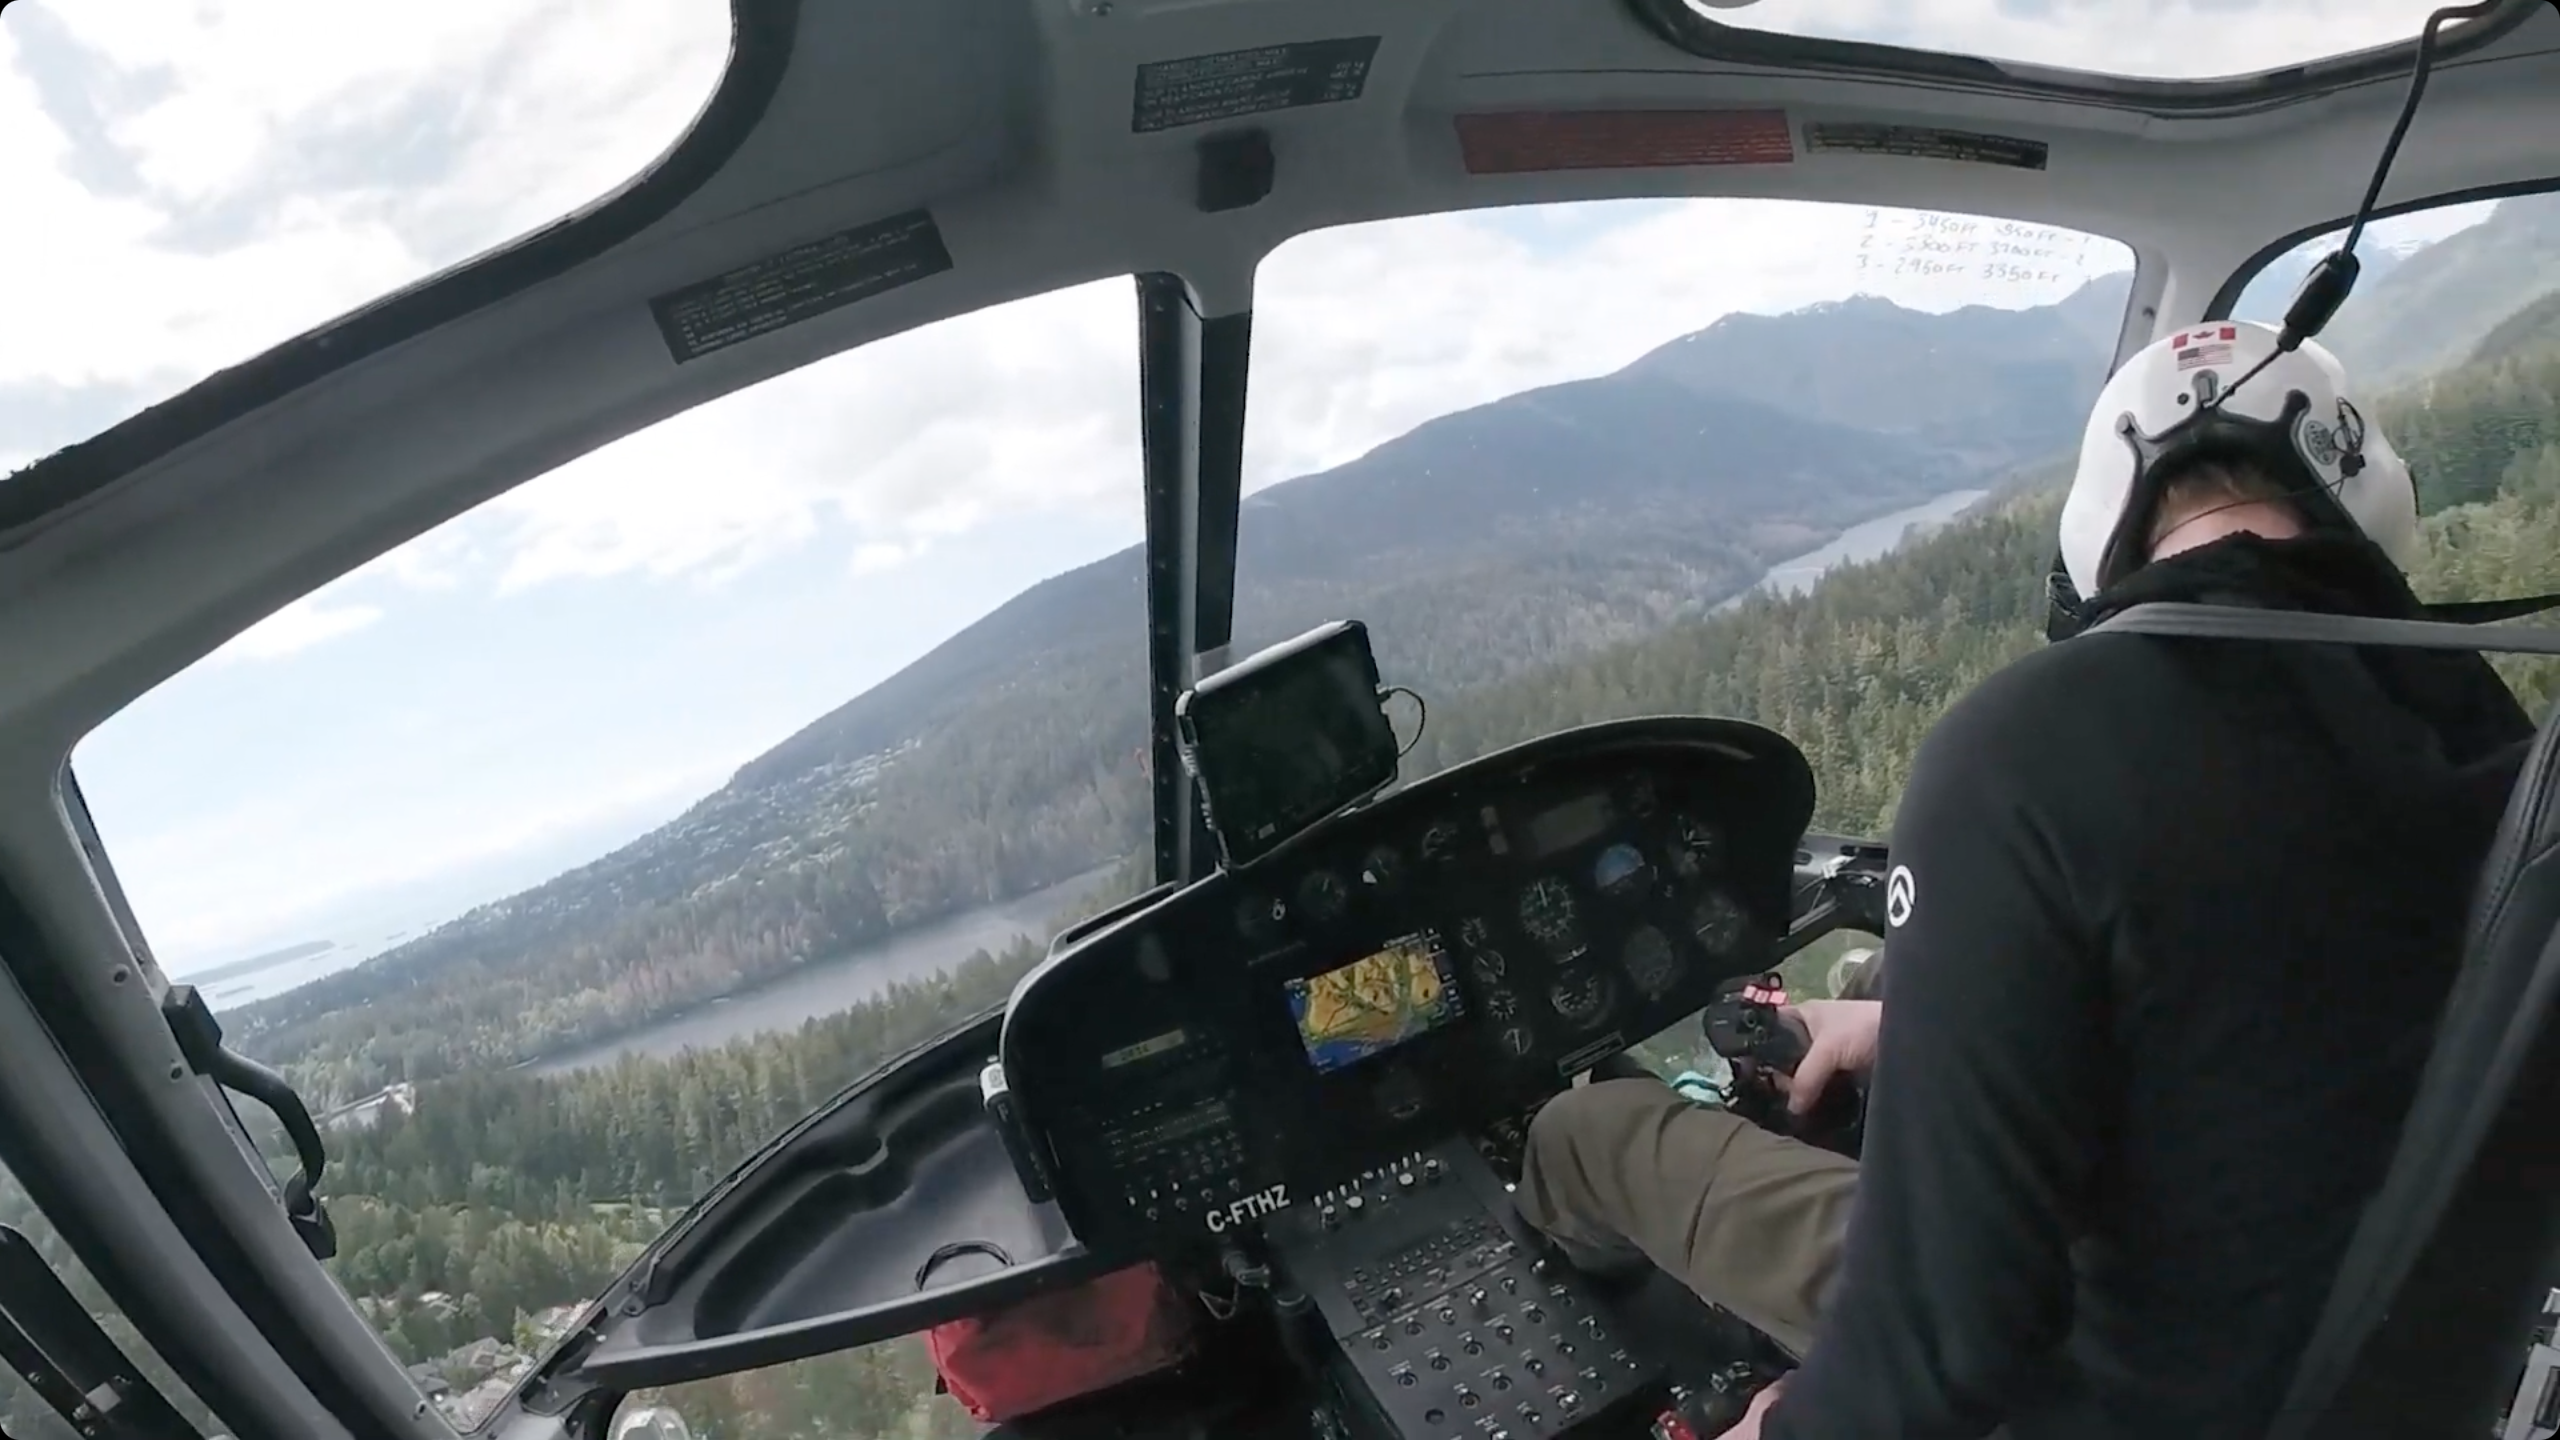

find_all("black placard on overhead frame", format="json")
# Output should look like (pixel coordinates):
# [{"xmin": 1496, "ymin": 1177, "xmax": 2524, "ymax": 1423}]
[
  {"xmin": 1804, "ymin": 121, "xmax": 2049, "ymax": 171},
  {"xmin": 648, "ymin": 209, "xmax": 955, "ymax": 363},
  {"xmin": 1133, "ymin": 36, "xmax": 1381, "ymax": 134}
]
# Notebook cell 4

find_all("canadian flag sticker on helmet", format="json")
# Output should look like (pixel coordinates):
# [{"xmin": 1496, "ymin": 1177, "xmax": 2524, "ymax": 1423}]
[
  {"xmin": 2175, "ymin": 328, "xmax": 2236, "ymax": 370},
  {"xmin": 2056, "ymin": 318, "xmax": 2420, "ymax": 601}
]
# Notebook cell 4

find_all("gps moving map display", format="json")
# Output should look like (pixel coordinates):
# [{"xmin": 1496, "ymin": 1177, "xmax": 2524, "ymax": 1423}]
[{"xmin": 1286, "ymin": 932, "xmax": 1463, "ymax": 1072}]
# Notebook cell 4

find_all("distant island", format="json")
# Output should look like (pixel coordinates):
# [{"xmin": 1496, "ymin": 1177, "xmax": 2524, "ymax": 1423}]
[{"xmin": 181, "ymin": 939, "xmax": 335, "ymax": 987}]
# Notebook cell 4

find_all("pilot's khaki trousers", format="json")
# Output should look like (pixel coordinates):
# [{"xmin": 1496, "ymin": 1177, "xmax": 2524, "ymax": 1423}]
[{"xmin": 1513, "ymin": 1076, "xmax": 1858, "ymax": 1359}]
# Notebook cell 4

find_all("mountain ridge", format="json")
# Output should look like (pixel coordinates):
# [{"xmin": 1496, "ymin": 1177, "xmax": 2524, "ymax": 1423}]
[{"xmin": 738, "ymin": 274, "xmax": 2141, "ymax": 791}]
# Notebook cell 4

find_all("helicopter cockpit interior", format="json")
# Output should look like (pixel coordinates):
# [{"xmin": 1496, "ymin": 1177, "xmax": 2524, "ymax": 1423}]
[{"xmin": 3, "ymin": 1, "xmax": 2560, "ymax": 1439}]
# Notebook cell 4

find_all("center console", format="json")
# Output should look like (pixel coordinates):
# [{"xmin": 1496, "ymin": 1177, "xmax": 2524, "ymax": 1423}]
[{"xmin": 1269, "ymin": 1139, "xmax": 1660, "ymax": 1440}]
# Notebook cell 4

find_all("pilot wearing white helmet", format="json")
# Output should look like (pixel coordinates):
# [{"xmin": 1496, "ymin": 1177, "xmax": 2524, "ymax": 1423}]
[
  {"xmin": 2044, "ymin": 318, "xmax": 2421, "ymax": 637},
  {"xmin": 1749, "ymin": 318, "xmax": 2537, "ymax": 1439},
  {"xmin": 1521, "ymin": 319, "xmax": 2538, "ymax": 1440}
]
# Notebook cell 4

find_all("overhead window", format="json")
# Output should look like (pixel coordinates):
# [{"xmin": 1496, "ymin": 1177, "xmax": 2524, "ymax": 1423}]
[
  {"xmin": 1656, "ymin": 0, "xmax": 2491, "ymax": 82},
  {"xmin": 0, "ymin": 0, "xmax": 729, "ymax": 472}
]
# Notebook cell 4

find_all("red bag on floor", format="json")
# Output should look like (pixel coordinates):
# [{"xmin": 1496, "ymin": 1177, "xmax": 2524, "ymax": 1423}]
[{"xmin": 926, "ymin": 1259, "xmax": 1197, "ymax": 1422}]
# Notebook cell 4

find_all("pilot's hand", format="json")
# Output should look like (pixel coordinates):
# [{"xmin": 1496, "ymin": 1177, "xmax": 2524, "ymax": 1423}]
[
  {"xmin": 1773, "ymin": 999, "xmax": 1881, "ymax": 1116},
  {"xmin": 1720, "ymin": 1376, "xmax": 1785, "ymax": 1439}
]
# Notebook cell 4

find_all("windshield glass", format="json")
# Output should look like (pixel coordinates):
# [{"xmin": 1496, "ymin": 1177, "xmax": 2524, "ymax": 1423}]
[
  {"xmin": 0, "ymin": 0, "xmax": 727, "ymax": 471},
  {"xmin": 1690, "ymin": 0, "xmax": 2467, "ymax": 80},
  {"xmin": 36, "ymin": 9, "xmax": 2560, "ymax": 1436},
  {"xmin": 1230, "ymin": 197, "xmax": 2130, "ymax": 1030},
  {"xmin": 2229, "ymin": 189, "xmax": 2560, "ymax": 712},
  {"xmin": 2232, "ymin": 198, "xmax": 2560, "ymax": 387},
  {"xmin": 1234, "ymin": 198, "xmax": 2129, "ymax": 703},
  {"xmin": 74, "ymin": 274, "xmax": 1148, "ymax": 1427}
]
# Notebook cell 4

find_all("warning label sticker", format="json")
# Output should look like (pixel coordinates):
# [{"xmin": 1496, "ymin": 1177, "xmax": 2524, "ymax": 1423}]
[
  {"xmin": 1804, "ymin": 122, "xmax": 2049, "ymax": 171},
  {"xmin": 648, "ymin": 210, "xmax": 953, "ymax": 364},
  {"xmin": 1132, "ymin": 36, "xmax": 1380, "ymax": 134},
  {"xmin": 1454, "ymin": 110, "xmax": 1794, "ymax": 175},
  {"xmin": 2174, "ymin": 325, "xmax": 2240, "ymax": 371}
]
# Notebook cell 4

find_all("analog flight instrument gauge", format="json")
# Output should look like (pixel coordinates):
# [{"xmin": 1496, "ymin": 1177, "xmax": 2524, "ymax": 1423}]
[
  {"xmin": 1671, "ymin": 814, "xmax": 1723, "ymax": 878},
  {"xmin": 1593, "ymin": 842, "xmax": 1652, "ymax": 900},
  {"xmin": 1547, "ymin": 965, "xmax": 1615, "ymax": 1029},
  {"xmin": 1298, "ymin": 870, "xmax": 1349, "ymax": 925},
  {"xmin": 1359, "ymin": 845, "xmax": 1403, "ymax": 892},
  {"xmin": 1621, "ymin": 925, "xmax": 1681, "ymax": 997},
  {"xmin": 1420, "ymin": 820, "xmax": 1463, "ymax": 865},
  {"xmin": 1484, "ymin": 988, "xmax": 1521, "ymax": 1020},
  {"xmin": 1517, "ymin": 876, "xmax": 1586, "ymax": 960},
  {"xmin": 1235, "ymin": 893, "xmax": 1287, "ymax": 946},
  {"xmin": 1498, "ymin": 1024, "xmax": 1538, "ymax": 1059},
  {"xmin": 1691, "ymin": 889, "xmax": 1751, "ymax": 957}
]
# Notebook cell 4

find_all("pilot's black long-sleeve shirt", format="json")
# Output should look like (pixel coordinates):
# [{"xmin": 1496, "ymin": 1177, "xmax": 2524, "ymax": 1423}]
[{"xmin": 1763, "ymin": 533, "xmax": 2534, "ymax": 1440}]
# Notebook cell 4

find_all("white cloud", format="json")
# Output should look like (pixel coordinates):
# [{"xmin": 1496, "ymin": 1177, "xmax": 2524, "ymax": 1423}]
[
  {"xmin": 479, "ymin": 276, "xmax": 1144, "ymax": 593},
  {"xmin": 207, "ymin": 595, "xmax": 385, "ymax": 665},
  {"xmin": 0, "ymin": 0, "xmax": 726, "ymax": 394},
  {"xmin": 1242, "ymin": 201, "xmax": 2127, "ymax": 491},
  {"xmin": 851, "ymin": 542, "xmax": 915, "ymax": 576}
]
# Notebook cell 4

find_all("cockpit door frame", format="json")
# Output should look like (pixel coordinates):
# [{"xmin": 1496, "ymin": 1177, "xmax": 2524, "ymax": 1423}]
[{"xmin": 1136, "ymin": 274, "xmax": 1251, "ymax": 888}]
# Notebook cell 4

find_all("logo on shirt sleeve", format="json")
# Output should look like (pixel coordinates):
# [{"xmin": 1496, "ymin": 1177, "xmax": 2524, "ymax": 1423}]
[{"xmin": 1885, "ymin": 865, "xmax": 1916, "ymax": 928}]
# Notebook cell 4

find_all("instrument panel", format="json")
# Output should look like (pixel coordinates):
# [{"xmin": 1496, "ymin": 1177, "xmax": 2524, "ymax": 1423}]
[{"xmin": 999, "ymin": 718, "xmax": 1816, "ymax": 1259}]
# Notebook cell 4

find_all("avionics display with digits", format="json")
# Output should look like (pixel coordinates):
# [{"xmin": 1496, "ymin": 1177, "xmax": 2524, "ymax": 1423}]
[
  {"xmin": 1179, "ymin": 621, "xmax": 1398, "ymax": 866},
  {"xmin": 1285, "ymin": 931, "xmax": 1463, "ymax": 1073}
]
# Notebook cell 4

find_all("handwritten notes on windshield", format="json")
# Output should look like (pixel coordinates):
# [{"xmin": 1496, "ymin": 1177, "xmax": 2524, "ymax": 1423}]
[{"xmin": 1856, "ymin": 210, "xmax": 2097, "ymax": 290}]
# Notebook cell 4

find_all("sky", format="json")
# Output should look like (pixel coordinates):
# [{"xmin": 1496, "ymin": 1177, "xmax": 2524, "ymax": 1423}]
[{"xmin": 0, "ymin": 0, "xmax": 2486, "ymax": 972}]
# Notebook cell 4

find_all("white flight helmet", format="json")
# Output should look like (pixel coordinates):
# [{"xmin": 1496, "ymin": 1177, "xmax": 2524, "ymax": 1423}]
[{"xmin": 2056, "ymin": 319, "xmax": 2418, "ymax": 601}]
